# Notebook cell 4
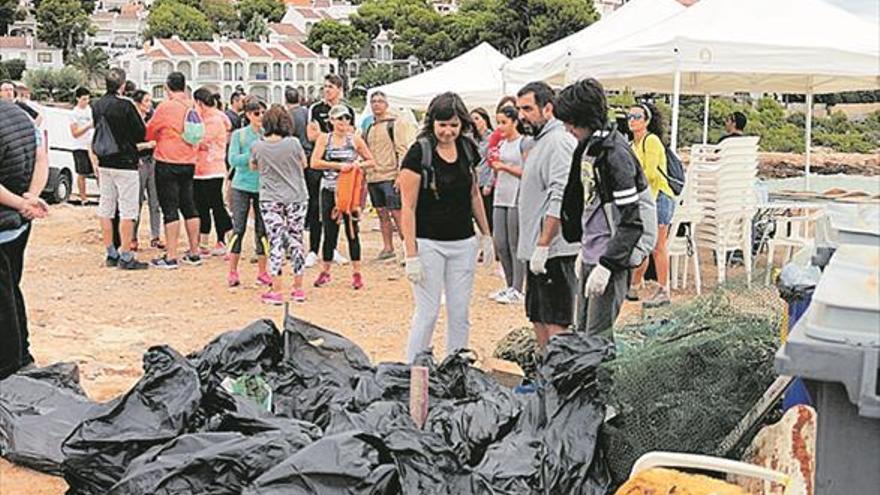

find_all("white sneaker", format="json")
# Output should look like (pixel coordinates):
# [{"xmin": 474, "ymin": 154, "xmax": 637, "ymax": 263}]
[
  {"xmin": 493, "ymin": 288, "xmax": 514, "ymax": 304},
  {"xmin": 488, "ymin": 287, "xmax": 509, "ymax": 300},
  {"xmin": 503, "ymin": 289, "xmax": 525, "ymax": 304},
  {"xmin": 333, "ymin": 250, "xmax": 350, "ymax": 265},
  {"xmin": 305, "ymin": 251, "xmax": 318, "ymax": 268}
]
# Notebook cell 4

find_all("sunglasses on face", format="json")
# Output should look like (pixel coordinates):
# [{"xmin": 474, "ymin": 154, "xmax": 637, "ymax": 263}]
[{"xmin": 627, "ymin": 113, "xmax": 645, "ymax": 121}]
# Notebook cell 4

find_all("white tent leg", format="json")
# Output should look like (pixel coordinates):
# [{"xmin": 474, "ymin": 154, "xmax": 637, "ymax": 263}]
[
  {"xmin": 702, "ymin": 94, "xmax": 710, "ymax": 144},
  {"xmin": 805, "ymin": 91, "xmax": 813, "ymax": 190},
  {"xmin": 670, "ymin": 67, "xmax": 682, "ymax": 152}
]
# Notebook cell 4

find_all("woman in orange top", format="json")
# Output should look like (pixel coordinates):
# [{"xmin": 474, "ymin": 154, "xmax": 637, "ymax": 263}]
[{"xmin": 193, "ymin": 88, "xmax": 233, "ymax": 256}]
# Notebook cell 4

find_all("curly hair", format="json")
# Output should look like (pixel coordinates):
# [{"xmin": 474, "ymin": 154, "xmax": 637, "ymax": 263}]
[
  {"xmin": 262, "ymin": 104, "xmax": 294, "ymax": 138},
  {"xmin": 634, "ymin": 101, "xmax": 664, "ymax": 142},
  {"xmin": 554, "ymin": 78, "xmax": 608, "ymax": 133}
]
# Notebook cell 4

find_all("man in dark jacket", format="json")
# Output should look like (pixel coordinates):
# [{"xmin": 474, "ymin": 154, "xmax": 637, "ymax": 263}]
[
  {"xmin": 0, "ymin": 100, "xmax": 49, "ymax": 378},
  {"xmin": 91, "ymin": 67, "xmax": 148, "ymax": 270},
  {"xmin": 555, "ymin": 78, "xmax": 650, "ymax": 340}
]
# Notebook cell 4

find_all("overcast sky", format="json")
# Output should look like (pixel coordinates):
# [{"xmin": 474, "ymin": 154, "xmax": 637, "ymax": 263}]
[{"xmin": 823, "ymin": 0, "xmax": 880, "ymax": 21}]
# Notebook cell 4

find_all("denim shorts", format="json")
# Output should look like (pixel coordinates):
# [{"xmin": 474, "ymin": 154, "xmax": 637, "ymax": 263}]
[{"xmin": 656, "ymin": 191, "xmax": 675, "ymax": 225}]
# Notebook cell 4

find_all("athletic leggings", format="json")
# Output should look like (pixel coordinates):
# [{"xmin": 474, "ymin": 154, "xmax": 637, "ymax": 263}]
[
  {"xmin": 306, "ymin": 168, "xmax": 323, "ymax": 254},
  {"xmin": 492, "ymin": 206, "xmax": 525, "ymax": 292},
  {"xmin": 229, "ymin": 188, "xmax": 267, "ymax": 256},
  {"xmin": 320, "ymin": 188, "xmax": 360, "ymax": 263},
  {"xmin": 260, "ymin": 201, "xmax": 307, "ymax": 277},
  {"xmin": 194, "ymin": 177, "xmax": 232, "ymax": 243}
]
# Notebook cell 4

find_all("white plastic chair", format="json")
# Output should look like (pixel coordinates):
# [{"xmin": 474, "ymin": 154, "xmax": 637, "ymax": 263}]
[
  {"xmin": 629, "ymin": 451, "xmax": 806, "ymax": 495},
  {"xmin": 765, "ymin": 210, "xmax": 822, "ymax": 284}
]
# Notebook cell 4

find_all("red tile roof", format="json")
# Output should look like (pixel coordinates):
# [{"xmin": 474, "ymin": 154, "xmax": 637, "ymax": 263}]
[
  {"xmin": 283, "ymin": 0, "xmax": 311, "ymax": 5},
  {"xmin": 269, "ymin": 22, "xmax": 304, "ymax": 37},
  {"xmin": 159, "ymin": 38, "xmax": 192, "ymax": 56},
  {"xmin": 188, "ymin": 41, "xmax": 221, "ymax": 57},
  {"xmin": 147, "ymin": 49, "xmax": 167, "ymax": 58},
  {"xmin": 220, "ymin": 46, "xmax": 242, "ymax": 59},
  {"xmin": 0, "ymin": 36, "xmax": 53, "ymax": 50},
  {"xmin": 313, "ymin": 0, "xmax": 331, "ymax": 7},
  {"xmin": 296, "ymin": 8, "xmax": 321, "ymax": 19},
  {"xmin": 234, "ymin": 40, "xmax": 271, "ymax": 57},
  {"xmin": 267, "ymin": 46, "xmax": 292, "ymax": 61},
  {"xmin": 279, "ymin": 41, "xmax": 318, "ymax": 59}
]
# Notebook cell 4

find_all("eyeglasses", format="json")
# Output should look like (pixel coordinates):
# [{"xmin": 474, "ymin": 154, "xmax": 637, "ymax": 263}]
[
  {"xmin": 249, "ymin": 110, "xmax": 264, "ymax": 116},
  {"xmin": 626, "ymin": 113, "xmax": 645, "ymax": 121}
]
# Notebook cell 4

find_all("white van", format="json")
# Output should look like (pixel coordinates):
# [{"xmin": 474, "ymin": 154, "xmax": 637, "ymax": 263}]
[{"xmin": 34, "ymin": 103, "xmax": 100, "ymax": 204}]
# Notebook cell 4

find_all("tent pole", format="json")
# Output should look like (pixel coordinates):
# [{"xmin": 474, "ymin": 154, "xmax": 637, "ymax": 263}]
[
  {"xmin": 805, "ymin": 91, "xmax": 813, "ymax": 190},
  {"xmin": 670, "ymin": 65, "xmax": 682, "ymax": 151},
  {"xmin": 702, "ymin": 94, "xmax": 710, "ymax": 144}
]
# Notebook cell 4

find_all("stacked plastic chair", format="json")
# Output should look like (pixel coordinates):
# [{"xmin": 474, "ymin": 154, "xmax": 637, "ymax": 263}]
[
  {"xmin": 667, "ymin": 164, "xmax": 705, "ymax": 294},
  {"xmin": 688, "ymin": 136, "xmax": 761, "ymax": 286}
]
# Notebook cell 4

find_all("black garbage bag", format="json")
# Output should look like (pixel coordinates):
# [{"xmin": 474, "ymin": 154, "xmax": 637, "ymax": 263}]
[
  {"xmin": 107, "ymin": 416, "xmax": 322, "ymax": 495},
  {"xmin": 0, "ymin": 363, "xmax": 104, "ymax": 474},
  {"xmin": 62, "ymin": 346, "xmax": 202, "ymax": 495},
  {"xmin": 243, "ymin": 431, "xmax": 399, "ymax": 495},
  {"xmin": 381, "ymin": 427, "xmax": 477, "ymax": 494},
  {"xmin": 325, "ymin": 401, "xmax": 414, "ymax": 436},
  {"xmin": 188, "ymin": 319, "xmax": 283, "ymax": 392},
  {"xmin": 271, "ymin": 316, "xmax": 374, "ymax": 427},
  {"xmin": 282, "ymin": 315, "xmax": 373, "ymax": 381},
  {"xmin": 17, "ymin": 362, "xmax": 88, "ymax": 396},
  {"xmin": 475, "ymin": 333, "xmax": 613, "ymax": 495}
]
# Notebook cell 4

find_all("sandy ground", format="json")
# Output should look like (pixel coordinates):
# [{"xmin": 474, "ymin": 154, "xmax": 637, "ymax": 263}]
[
  {"xmin": 0, "ymin": 199, "xmax": 757, "ymax": 494},
  {"xmin": 0, "ymin": 202, "xmax": 538, "ymax": 494}
]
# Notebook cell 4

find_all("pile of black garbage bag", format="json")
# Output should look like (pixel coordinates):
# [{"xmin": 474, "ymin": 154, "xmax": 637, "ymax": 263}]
[{"xmin": 0, "ymin": 316, "xmax": 614, "ymax": 494}]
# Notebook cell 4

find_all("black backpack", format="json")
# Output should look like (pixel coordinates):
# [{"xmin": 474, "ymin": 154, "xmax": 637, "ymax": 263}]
[{"xmin": 417, "ymin": 136, "xmax": 476, "ymax": 197}]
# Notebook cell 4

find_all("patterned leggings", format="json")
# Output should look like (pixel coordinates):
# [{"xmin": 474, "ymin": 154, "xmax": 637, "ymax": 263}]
[{"xmin": 259, "ymin": 201, "xmax": 307, "ymax": 277}]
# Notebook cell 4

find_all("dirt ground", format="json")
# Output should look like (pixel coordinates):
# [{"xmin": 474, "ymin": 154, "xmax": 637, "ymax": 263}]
[
  {"xmin": 0, "ymin": 202, "xmax": 539, "ymax": 494},
  {"xmin": 1, "ymin": 198, "xmax": 760, "ymax": 494}
]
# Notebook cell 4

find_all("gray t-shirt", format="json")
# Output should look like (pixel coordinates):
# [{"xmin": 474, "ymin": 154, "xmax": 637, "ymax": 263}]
[{"xmin": 251, "ymin": 137, "xmax": 308, "ymax": 204}]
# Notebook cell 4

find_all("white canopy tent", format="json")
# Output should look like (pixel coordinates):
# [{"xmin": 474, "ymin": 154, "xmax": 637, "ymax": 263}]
[
  {"xmin": 501, "ymin": 0, "xmax": 685, "ymax": 90},
  {"xmin": 564, "ymin": 0, "xmax": 880, "ymax": 188},
  {"xmin": 368, "ymin": 42, "xmax": 510, "ymax": 111}
]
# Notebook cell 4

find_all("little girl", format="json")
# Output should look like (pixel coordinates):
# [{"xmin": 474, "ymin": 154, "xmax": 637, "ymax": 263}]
[{"xmin": 250, "ymin": 105, "xmax": 310, "ymax": 304}]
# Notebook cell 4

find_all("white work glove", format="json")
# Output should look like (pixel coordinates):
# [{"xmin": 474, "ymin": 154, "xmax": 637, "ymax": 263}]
[
  {"xmin": 585, "ymin": 264, "xmax": 611, "ymax": 298},
  {"xmin": 574, "ymin": 251, "xmax": 583, "ymax": 280},
  {"xmin": 529, "ymin": 246, "xmax": 549, "ymax": 275},
  {"xmin": 479, "ymin": 234, "xmax": 494, "ymax": 268},
  {"xmin": 405, "ymin": 257, "xmax": 424, "ymax": 284}
]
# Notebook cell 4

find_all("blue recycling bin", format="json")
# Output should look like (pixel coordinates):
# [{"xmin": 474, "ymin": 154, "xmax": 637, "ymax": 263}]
[{"xmin": 778, "ymin": 283, "xmax": 814, "ymax": 410}]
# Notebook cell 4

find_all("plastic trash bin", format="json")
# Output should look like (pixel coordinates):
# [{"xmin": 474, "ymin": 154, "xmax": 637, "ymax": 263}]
[
  {"xmin": 775, "ymin": 244, "xmax": 880, "ymax": 495},
  {"xmin": 777, "ymin": 261, "xmax": 822, "ymax": 409}
]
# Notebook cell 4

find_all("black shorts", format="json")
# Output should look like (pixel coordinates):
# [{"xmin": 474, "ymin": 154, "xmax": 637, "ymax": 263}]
[
  {"xmin": 73, "ymin": 150, "xmax": 94, "ymax": 176},
  {"xmin": 525, "ymin": 255, "xmax": 578, "ymax": 327},
  {"xmin": 155, "ymin": 161, "xmax": 198, "ymax": 224},
  {"xmin": 367, "ymin": 180, "xmax": 401, "ymax": 210}
]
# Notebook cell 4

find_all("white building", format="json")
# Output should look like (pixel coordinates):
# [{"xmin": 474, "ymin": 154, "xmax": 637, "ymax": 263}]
[
  {"xmin": 0, "ymin": 36, "xmax": 64, "ymax": 71},
  {"xmin": 280, "ymin": 0, "xmax": 358, "ymax": 35},
  {"xmin": 89, "ymin": 5, "xmax": 148, "ymax": 55},
  {"xmin": 115, "ymin": 36, "xmax": 338, "ymax": 103}
]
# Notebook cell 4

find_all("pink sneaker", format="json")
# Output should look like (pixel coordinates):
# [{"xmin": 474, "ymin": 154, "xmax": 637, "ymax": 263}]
[
  {"xmin": 227, "ymin": 271, "xmax": 240, "ymax": 287},
  {"xmin": 256, "ymin": 272, "xmax": 273, "ymax": 286},
  {"xmin": 261, "ymin": 291, "xmax": 283, "ymax": 305},
  {"xmin": 291, "ymin": 289, "xmax": 306, "ymax": 302},
  {"xmin": 313, "ymin": 271, "xmax": 331, "ymax": 287},
  {"xmin": 352, "ymin": 272, "xmax": 364, "ymax": 290}
]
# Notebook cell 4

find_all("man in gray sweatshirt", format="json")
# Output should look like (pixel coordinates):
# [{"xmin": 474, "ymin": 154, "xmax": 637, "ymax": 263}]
[{"xmin": 516, "ymin": 81, "xmax": 580, "ymax": 350}]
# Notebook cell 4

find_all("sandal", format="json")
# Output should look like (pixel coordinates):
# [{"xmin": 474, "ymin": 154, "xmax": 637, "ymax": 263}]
[{"xmin": 150, "ymin": 238, "xmax": 165, "ymax": 249}]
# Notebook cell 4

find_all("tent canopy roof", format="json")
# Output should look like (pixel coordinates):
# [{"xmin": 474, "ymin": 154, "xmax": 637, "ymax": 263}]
[
  {"xmin": 370, "ymin": 42, "xmax": 509, "ymax": 111},
  {"xmin": 566, "ymin": 0, "xmax": 880, "ymax": 94},
  {"xmin": 502, "ymin": 0, "xmax": 685, "ymax": 89}
]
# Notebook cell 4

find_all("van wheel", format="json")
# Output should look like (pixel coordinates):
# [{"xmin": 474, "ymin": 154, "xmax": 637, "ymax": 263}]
[{"xmin": 52, "ymin": 170, "xmax": 72, "ymax": 204}]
